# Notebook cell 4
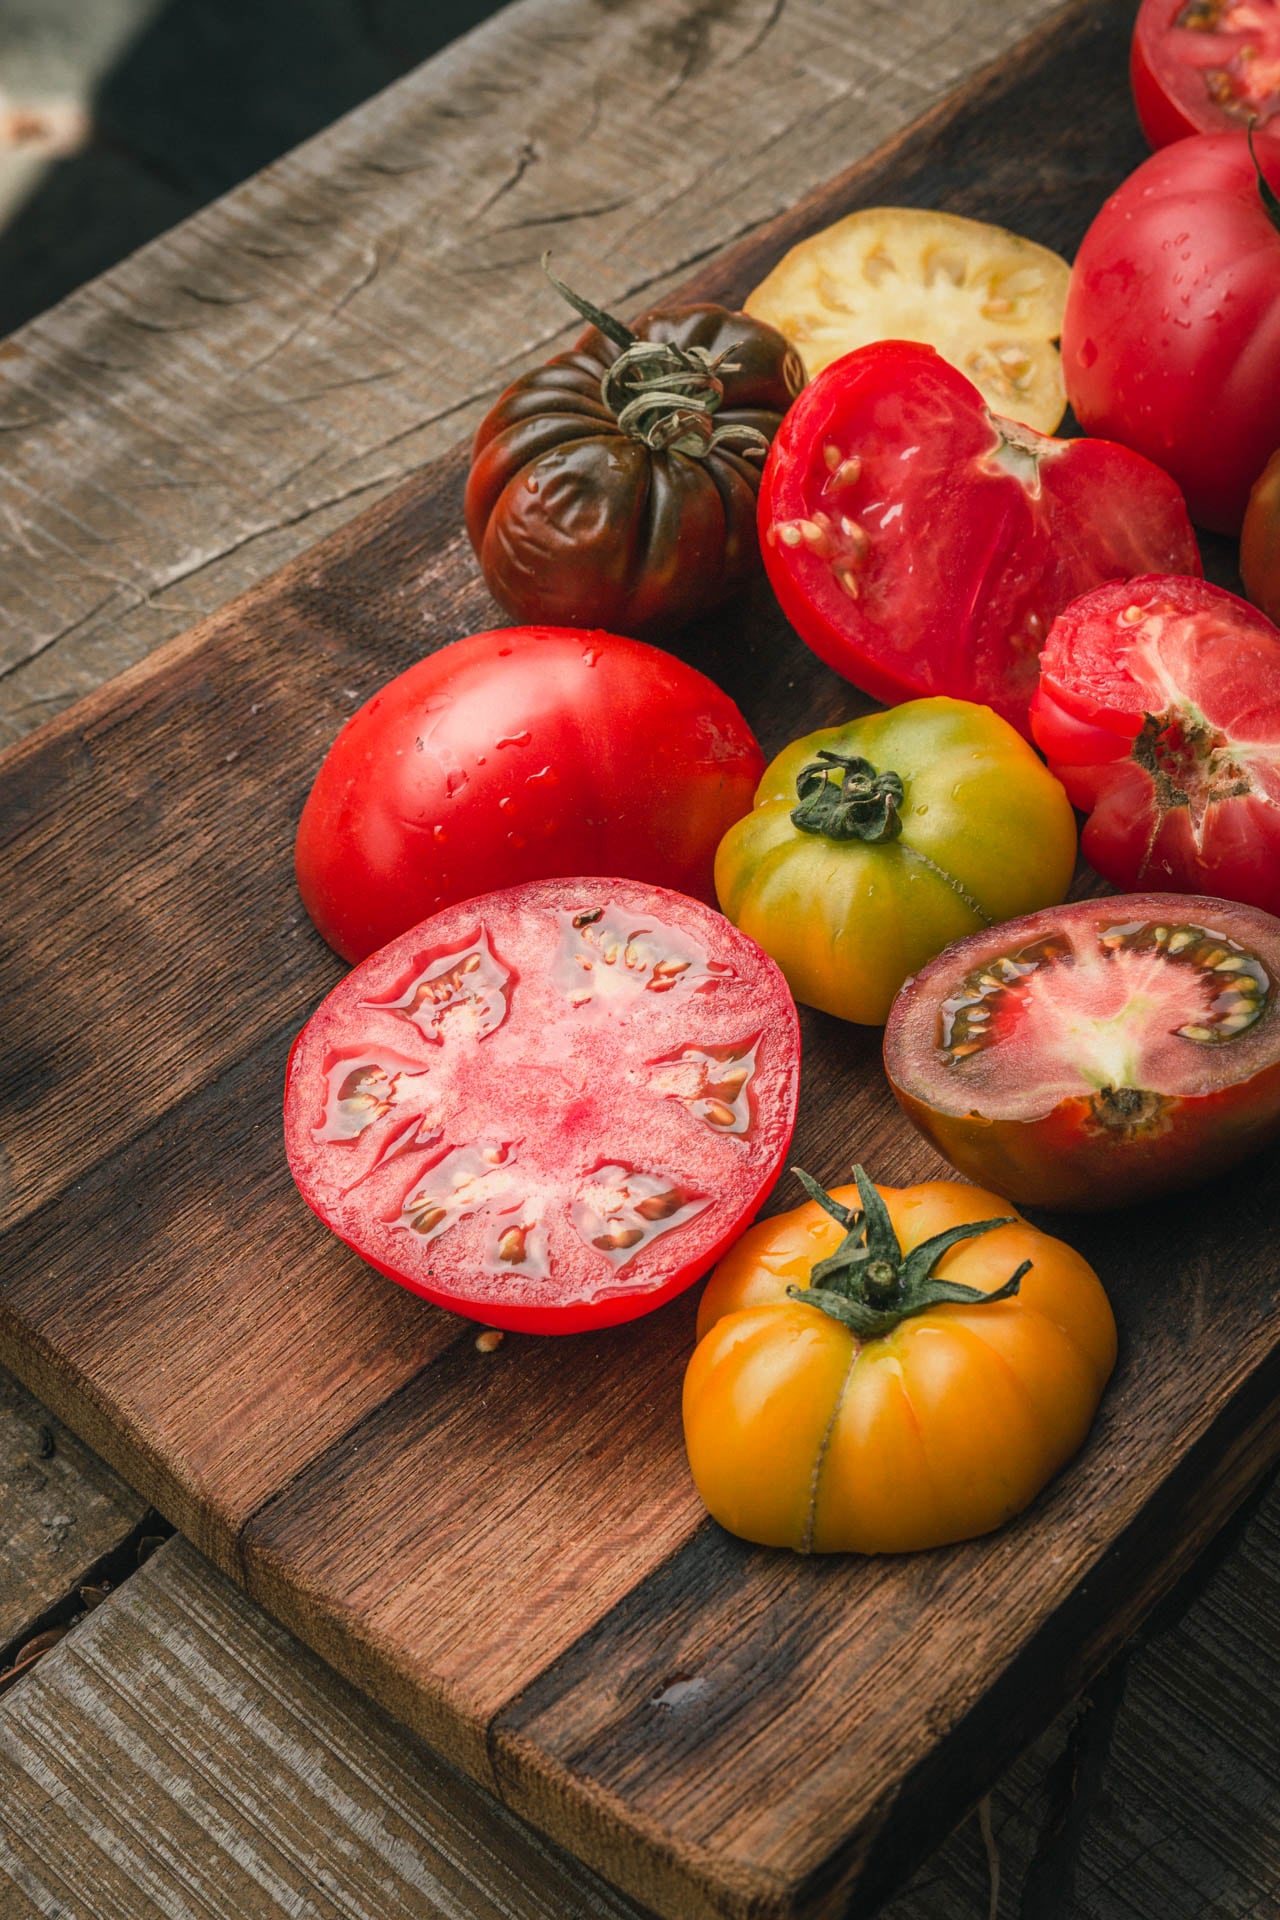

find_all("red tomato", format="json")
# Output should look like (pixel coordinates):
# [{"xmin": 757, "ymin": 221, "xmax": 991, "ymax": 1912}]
[
  {"xmin": 1061, "ymin": 129, "xmax": 1280, "ymax": 533},
  {"xmin": 296, "ymin": 627, "xmax": 764, "ymax": 963},
  {"xmin": 758, "ymin": 341, "xmax": 1199, "ymax": 737},
  {"xmin": 1131, "ymin": 0, "xmax": 1280, "ymax": 148},
  {"xmin": 284, "ymin": 877, "xmax": 801, "ymax": 1334},
  {"xmin": 884, "ymin": 893, "xmax": 1280, "ymax": 1209},
  {"xmin": 1030, "ymin": 576, "xmax": 1280, "ymax": 912}
]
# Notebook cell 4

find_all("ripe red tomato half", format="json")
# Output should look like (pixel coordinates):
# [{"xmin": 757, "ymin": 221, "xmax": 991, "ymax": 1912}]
[
  {"xmin": 1031, "ymin": 576, "xmax": 1280, "ymax": 913},
  {"xmin": 284, "ymin": 877, "xmax": 801, "ymax": 1333},
  {"xmin": 758, "ymin": 340, "xmax": 1199, "ymax": 736},
  {"xmin": 884, "ymin": 893, "xmax": 1280, "ymax": 1209},
  {"xmin": 1061, "ymin": 128, "xmax": 1280, "ymax": 533},
  {"xmin": 296, "ymin": 627, "xmax": 764, "ymax": 963},
  {"xmin": 1132, "ymin": 0, "xmax": 1280, "ymax": 148}
]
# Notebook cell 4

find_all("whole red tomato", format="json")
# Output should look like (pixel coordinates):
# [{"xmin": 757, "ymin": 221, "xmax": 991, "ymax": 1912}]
[
  {"xmin": 758, "ymin": 340, "xmax": 1199, "ymax": 736},
  {"xmin": 1062, "ymin": 128, "xmax": 1280, "ymax": 533},
  {"xmin": 1131, "ymin": 0, "xmax": 1280, "ymax": 147},
  {"xmin": 296, "ymin": 627, "xmax": 764, "ymax": 962},
  {"xmin": 1030, "ymin": 575, "xmax": 1280, "ymax": 912}
]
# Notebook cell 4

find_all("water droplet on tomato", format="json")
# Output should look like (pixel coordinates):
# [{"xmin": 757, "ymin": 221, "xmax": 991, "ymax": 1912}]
[
  {"xmin": 526, "ymin": 764, "xmax": 559, "ymax": 788},
  {"xmin": 582, "ymin": 647, "xmax": 601, "ymax": 666},
  {"xmin": 496, "ymin": 730, "xmax": 531, "ymax": 748},
  {"xmin": 498, "ymin": 796, "xmax": 515, "ymax": 814},
  {"xmin": 446, "ymin": 769, "xmax": 468, "ymax": 797},
  {"xmin": 508, "ymin": 832, "xmax": 527, "ymax": 849},
  {"xmin": 433, "ymin": 824, "xmax": 447, "ymax": 845}
]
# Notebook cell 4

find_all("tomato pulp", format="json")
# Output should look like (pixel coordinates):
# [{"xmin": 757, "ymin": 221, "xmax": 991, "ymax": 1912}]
[
  {"xmin": 758, "ymin": 341, "xmax": 1200, "ymax": 736},
  {"xmin": 884, "ymin": 893, "xmax": 1280, "ymax": 1208},
  {"xmin": 1031, "ymin": 576, "xmax": 1280, "ymax": 913},
  {"xmin": 284, "ymin": 878, "xmax": 801, "ymax": 1333}
]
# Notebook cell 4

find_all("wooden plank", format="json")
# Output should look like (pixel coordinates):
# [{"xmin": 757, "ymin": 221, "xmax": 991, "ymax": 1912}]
[
  {"xmin": 0, "ymin": 1535, "xmax": 654, "ymax": 1920},
  {"xmin": 2, "ymin": 3, "xmax": 1277, "ymax": 1917},
  {"xmin": 0, "ymin": 1367, "xmax": 147, "ymax": 1658},
  {"xmin": 0, "ymin": 0, "xmax": 1065, "ymax": 752}
]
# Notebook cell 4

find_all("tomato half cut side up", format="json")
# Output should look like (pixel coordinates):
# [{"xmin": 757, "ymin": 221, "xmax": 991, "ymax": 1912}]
[
  {"xmin": 884, "ymin": 893, "xmax": 1280, "ymax": 1209},
  {"xmin": 1030, "ymin": 576, "xmax": 1280, "ymax": 914},
  {"xmin": 1132, "ymin": 0, "xmax": 1280, "ymax": 146},
  {"xmin": 284, "ymin": 878, "xmax": 801, "ymax": 1333}
]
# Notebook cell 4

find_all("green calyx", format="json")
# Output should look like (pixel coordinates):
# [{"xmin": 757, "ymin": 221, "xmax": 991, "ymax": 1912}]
[
  {"xmin": 542, "ymin": 253, "xmax": 769, "ymax": 460},
  {"xmin": 786, "ymin": 1166, "xmax": 1031, "ymax": 1340},
  {"xmin": 790, "ymin": 749, "xmax": 905, "ymax": 843},
  {"xmin": 1249, "ymin": 122, "xmax": 1280, "ymax": 238}
]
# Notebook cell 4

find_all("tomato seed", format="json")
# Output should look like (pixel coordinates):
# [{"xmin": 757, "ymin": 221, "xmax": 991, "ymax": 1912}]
[
  {"xmin": 702, "ymin": 1099, "xmax": 738, "ymax": 1128},
  {"xmin": 475, "ymin": 1329, "xmax": 504, "ymax": 1353},
  {"xmin": 836, "ymin": 569, "xmax": 861, "ymax": 599}
]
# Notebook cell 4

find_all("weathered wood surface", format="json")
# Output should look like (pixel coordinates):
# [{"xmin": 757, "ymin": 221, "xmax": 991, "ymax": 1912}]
[
  {"xmin": 0, "ymin": 0, "xmax": 1068, "ymax": 752},
  {"xmin": 4, "ymin": 5, "xmax": 1280, "ymax": 1914}
]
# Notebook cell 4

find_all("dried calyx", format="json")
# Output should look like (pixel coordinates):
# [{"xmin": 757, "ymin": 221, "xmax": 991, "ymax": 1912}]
[
  {"xmin": 787, "ymin": 1165, "xmax": 1030, "ymax": 1339},
  {"xmin": 542, "ymin": 254, "xmax": 770, "ymax": 460},
  {"xmin": 790, "ymin": 749, "xmax": 905, "ymax": 843}
]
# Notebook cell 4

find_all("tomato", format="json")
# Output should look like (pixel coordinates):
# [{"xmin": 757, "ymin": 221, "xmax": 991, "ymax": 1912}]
[
  {"xmin": 1242, "ymin": 444, "xmax": 1280, "ymax": 622},
  {"xmin": 758, "ymin": 340, "xmax": 1200, "ymax": 737},
  {"xmin": 296, "ymin": 626, "xmax": 765, "ymax": 964},
  {"xmin": 1061, "ymin": 129, "xmax": 1280, "ymax": 534},
  {"xmin": 683, "ymin": 1168, "xmax": 1116, "ymax": 1553},
  {"xmin": 714, "ymin": 697, "xmax": 1077, "ymax": 1025},
  {"xmin": 745, "ymin": 206, "xmax": 1071, "ymax": 432},
  {"xmin": 884, "ymin": 893, "xmax": 1280, "ymax": 1209},
  {"xmin": 1131, "ymin": 0, "xmax": 1280, "ymax": 147},
  {"xmin": 465, "ymin": 273, "xmax": 804, "ymax": 637},
  {"xmin": 284, "ymin": 877, "xmax": 801, "ymax": 1334},
  {"xmin": 1030, "ymin": 576, "xmax": 1280, "ymax": 912}
]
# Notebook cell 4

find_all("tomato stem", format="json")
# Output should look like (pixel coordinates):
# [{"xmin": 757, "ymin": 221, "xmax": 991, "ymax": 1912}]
[
  {"xmin": 788, "ymin": 1166, "xmax": 1029, "ymax": 1339},
  {"xmin": 1248, "ymin": 122, "xmax": 1280, "ymax": 237},
  {"xmin": 790, "ymin": 750, "xmax": 905, "ymax": 843}
]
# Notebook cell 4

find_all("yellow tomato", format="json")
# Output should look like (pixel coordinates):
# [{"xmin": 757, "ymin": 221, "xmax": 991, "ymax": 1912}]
[
  {"xmin": 745, "ymin": 207, "xmax": 1071, "ymax": 432},
  {"xmin": 683, "ymin": 1172, "xmax": 1116, "ymax": 1554}
]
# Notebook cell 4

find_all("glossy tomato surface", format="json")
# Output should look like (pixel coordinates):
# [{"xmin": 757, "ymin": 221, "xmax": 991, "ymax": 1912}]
[
  {"xmin": 759, "ymin": 341, "xmax": 1199, "ymax": 736},
  {"xmin": 285, "ymin": 877, "xmax": 801, "ymax": 1334},
  {"xmin": 1031, "ymin": 576, "xmax": 1280, "ymax": 911},
  {"xmin": 684, "ymin": 1176, "xmax": 1116, "ymax": 1553},
  {"xmin": 715, "ymin": 697, "xmax": 1076, "ymax": 1024},
  {"xmin": 296, "ymin": 627, "xmax": 764, "ymax": 963},
  {"xmin": 1061, "ymin": 129, "xmax": 1280, "ymax": 533},
  {"xmin": 1242, "ymin": 445, "xmax": 1280, "ymax": 623},
  {"xmin": 885, "ymin": 894, "xmax": 1280, "ymax": 1208},
  {"xmin": 466, "ymin": 304, "xmax": 803, "ymax": 637},
  {"xmin": 1131, "ymin": 0, "xmax": 1280, "ymax": 147}
]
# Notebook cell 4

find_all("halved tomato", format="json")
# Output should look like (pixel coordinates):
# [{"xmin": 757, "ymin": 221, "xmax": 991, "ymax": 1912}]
[
  {"xmin": 1030, "ymin": 576, "xmax": 1280, "ymax": 913},
  {"xmin": 284, "ymin": 877, "xmax": 801, "ymax": 1333},
  {"xmin": 744, "ymin": 207, "xmax": 1071, "ymax": 432},
  {"xmin": 1132, "ymin": 0, "xmax": 1280, "ymax": 147},
  {"xmin": 884, "ymin": 893, "xmax": 1280, "ymax": 1209}
]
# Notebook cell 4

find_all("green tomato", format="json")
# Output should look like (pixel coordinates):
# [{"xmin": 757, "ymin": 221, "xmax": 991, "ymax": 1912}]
[{"xmin": 714, "ymin": 697, "xmax": 1077, "ymax": 1025}]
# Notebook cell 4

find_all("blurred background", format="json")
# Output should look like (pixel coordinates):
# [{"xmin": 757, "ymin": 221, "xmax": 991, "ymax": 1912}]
[{"xmin": 0, "ymin": 0, "xmax": 510, "ymax": 336}]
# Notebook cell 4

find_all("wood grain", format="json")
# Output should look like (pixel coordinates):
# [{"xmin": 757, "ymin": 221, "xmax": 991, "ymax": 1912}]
[{"xmin": 3, "ymin": 3, "xmax": 1279, "ymax": 1917}]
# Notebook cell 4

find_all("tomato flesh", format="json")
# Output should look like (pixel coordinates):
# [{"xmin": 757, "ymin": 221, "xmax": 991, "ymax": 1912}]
[
  {"xmin": 1132, "ymin": 0, "xmax": 1280, "ymax": 146},
  {"xmin": 884, "ymin": 894, "xmax": 1280, "ymax": 1208},
  {"xmin": 1030, "ymin": 576, "xmax": 1280, "ymax": 914},
  {"xmin": 759, "ymin": 340, "xmax": 1200, "ymax": 737},
  {"xmin": 285, "ymin": 878, "xmax": 800, "ymax": 1333}
]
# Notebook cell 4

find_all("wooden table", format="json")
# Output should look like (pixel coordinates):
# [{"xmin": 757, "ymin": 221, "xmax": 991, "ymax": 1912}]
[{"xmin": 2, "ymin": 1, "xmax": 1279, "ymax": 1914}]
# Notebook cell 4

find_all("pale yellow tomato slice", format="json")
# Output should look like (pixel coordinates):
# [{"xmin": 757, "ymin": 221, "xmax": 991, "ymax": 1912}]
[{"xmin": 744, "ymin": 207, "xmax": 1071, "ymax": 432}]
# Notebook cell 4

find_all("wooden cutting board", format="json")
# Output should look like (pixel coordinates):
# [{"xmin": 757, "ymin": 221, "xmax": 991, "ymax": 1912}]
[{"xmin": 3, "ymin": 2, "xmax": 1277, "ymax": 1914}]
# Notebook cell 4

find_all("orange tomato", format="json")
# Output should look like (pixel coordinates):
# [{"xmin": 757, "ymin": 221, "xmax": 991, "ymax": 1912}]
[{"xmin": 682, "ymin": 1171, "xmax": 1116, "ymax": 1554}]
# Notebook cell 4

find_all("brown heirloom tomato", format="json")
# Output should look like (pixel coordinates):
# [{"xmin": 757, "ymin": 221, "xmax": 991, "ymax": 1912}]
[
  {"xmin": 1242, "ymin": 446, "xmax": 1280, "ymax": 624},
  {"xmin": 683, "ymin": 1169, "xmax": 1116, "ymax": 1554},
  {"xmin": 466, "ymin": 268, "xmax": 805, "ymax": 637}
]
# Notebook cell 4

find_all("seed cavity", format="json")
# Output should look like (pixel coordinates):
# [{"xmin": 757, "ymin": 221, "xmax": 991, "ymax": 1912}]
[
  {"xmin": 647, "ymin": 1038, "xmax": 759, "ymax": 1135},
  {"xmin": 363, "ymin": 930, "xmax": 513, "ymax": 1046},
  {"xmin": 554, "ymin": 906, "xmax": 735, "ymax": 1009},
  {"xmin": 571, "ymin": 1164, "xmax": 710, "ymax": 1268}
]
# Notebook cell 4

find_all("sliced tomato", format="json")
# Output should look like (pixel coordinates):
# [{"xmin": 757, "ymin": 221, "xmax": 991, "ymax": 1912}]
[
  {"xmin": 1132, "ymin": 0, "xmax": 1280, "ymax": 146},
  {"xmin": 1030, "ymin": 576, "xmax": 1280, "ymax": 913},
  {"xmin": 744, "ymin": 207, "xmax": 1071, "ymax": 432},
  {"xmin": 759, "ymin": 341, "xmax": 1201, "ymax": 736},
  {"xmin": 284, "ymin": 877, "xmax": 800, "ymax": 1334},
  {"xmin": 884, "ymin": 893, "xmax": 1280, "ymax": 1208}
]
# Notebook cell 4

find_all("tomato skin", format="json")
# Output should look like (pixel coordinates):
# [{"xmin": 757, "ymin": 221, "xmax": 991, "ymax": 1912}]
[
  {"xmin": 1242, "ymin": 446, "xmax": 1280, "ymax": 624},
  {"xmin": 683, "ymin": 1179, "xmax": 1116, "ymax": 1554},
  {"xmin": 714, "ymin": 698, "xmax": 1077, "ymax": 1025},
  {"xmin": 1131, "ymin": 0, "xmax": 1280, "ymax": 147},
  {"xmin": 466, "ymin": 306, "xmax": 803, "ymax": 637},
  {"xmin": 284, "ymin": 877, "xmax": 801, "ymax": 1335},
  {"xmin": 759, "ymin": 340, "xmax": 1199, "ymax": 736},
  {"xmin": 296, "ymin": 627, "xmax": 765, "ymax": 963},
  {"xmin": 1061, "ymin": 130, "xmax": 1280, "ymax": 534},
  {"xmin": 1030, "ymin": 576, "xmax": 1280, "ymax": 913},
  {"xmin": 884, "ymin": 893, "xmax": 1280, "ymax": 1209}
]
